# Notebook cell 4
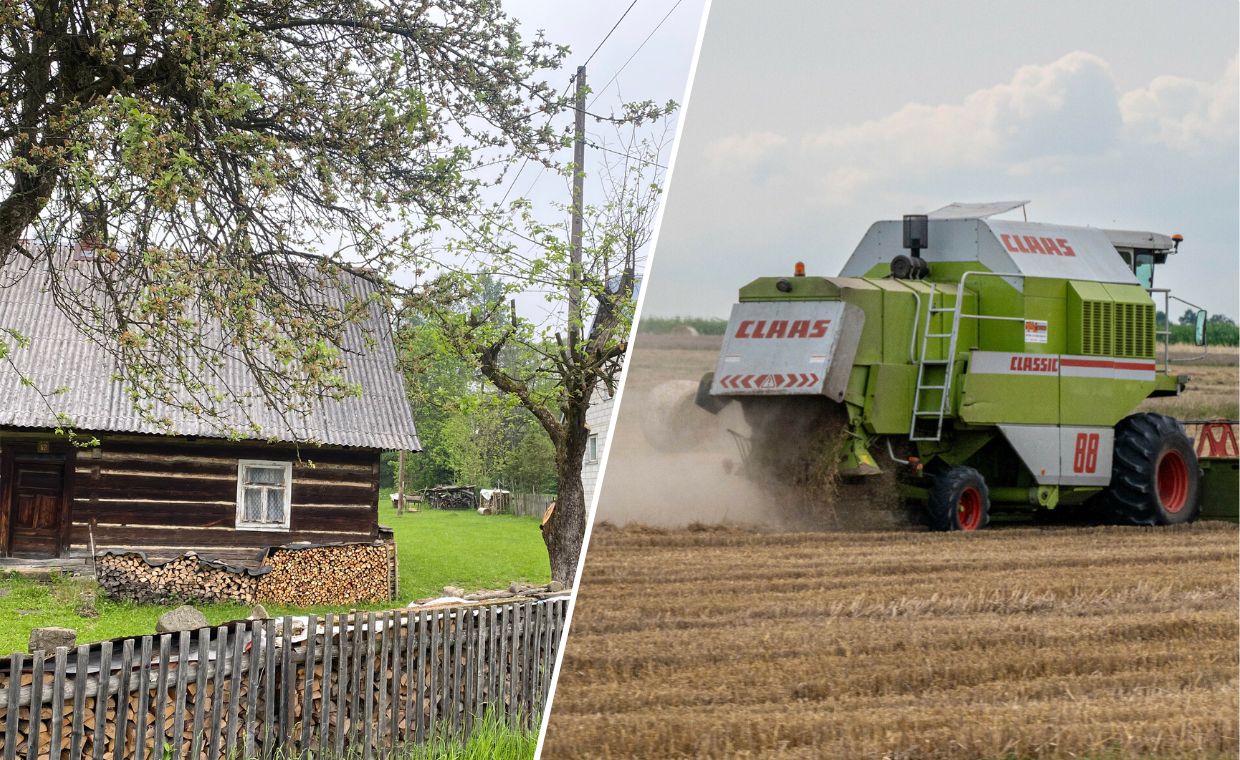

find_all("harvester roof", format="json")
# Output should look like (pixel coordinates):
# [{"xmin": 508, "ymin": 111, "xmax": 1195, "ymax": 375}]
[{"xmin": 840, "ymin": 212, "xmax": 1145, "ymax": 287}]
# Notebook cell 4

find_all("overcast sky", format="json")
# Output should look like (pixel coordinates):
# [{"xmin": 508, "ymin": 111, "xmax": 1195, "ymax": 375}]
[{"xmin": 642, "ymin": 0, "xmax": 1239, "ymax": 318}]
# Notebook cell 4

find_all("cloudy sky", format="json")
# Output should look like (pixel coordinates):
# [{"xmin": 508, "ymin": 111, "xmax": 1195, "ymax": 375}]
[{"xmin": 642, "ymin": 0, "xmax": 1238, "ymax": 318}]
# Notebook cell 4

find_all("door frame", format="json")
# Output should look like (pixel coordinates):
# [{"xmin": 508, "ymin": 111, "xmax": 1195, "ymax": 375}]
[{"xmin": 0, "ymin": 441, "xmax": 75, "ymax": 558}]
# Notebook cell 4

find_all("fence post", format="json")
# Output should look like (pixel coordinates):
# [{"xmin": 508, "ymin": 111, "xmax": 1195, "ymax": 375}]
[
  {"xmin": 133, "ymin": 636, "xmax": 152, "ymax": 760},
  {"xmin": 414, "ymin": 609, "xmax": 427, "ymax": 744},
  {"xmin": 225, "ymin": 623, "xmax": 246, "ymax": 760},
  {"xmin": 28, "ymin": 650, "xmax": 44, "ymax": 760},
  {"xmin": 300, "ymin": 613, "xmax": 318, "ymax": 754},
  {"xmin": 115, "ymin": 637, "xmax": 134, "ymax": 760},
  {"xmin": 70, "ymin": 646, "xmax": 88, "ymax": 759},
  {"xmin": 189, "ymin": 628, "xmax": 211, "ymax": 758},
  {"xmin": 4, "ymin": 652, "xmax": 21, "ymax": 760},
  {"xmin": 49, "ymin": 647, "xmax": 67, "ymax": 760},
  {"xmin": 206, "ymin": 626, "xmax": 228, "ymax": 760},
  {"xmin": 244, "ymin": 620, "xmax": 262, "ymax": 759},
  {"xmin": 319, "ymin": 613, "xmax": 336, "ymax": 759}
]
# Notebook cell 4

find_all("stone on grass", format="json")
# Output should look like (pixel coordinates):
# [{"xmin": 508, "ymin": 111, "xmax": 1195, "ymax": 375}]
[
  {"xmin": 156, "ymin": 605, "xmax": 209, "ymax": 634},
  {"xmin": 75, "ymin": 590, "xmax": 98, "ymax": 619},
  {"xmin": 29, "ymin": 627, "xmax": 76, "ymax": 653}
]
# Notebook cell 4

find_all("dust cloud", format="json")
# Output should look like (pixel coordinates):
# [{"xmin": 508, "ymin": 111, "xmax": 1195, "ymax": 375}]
[{"xmin": 593, "ymin": 335, "xmax": 912, "ymax": 531}]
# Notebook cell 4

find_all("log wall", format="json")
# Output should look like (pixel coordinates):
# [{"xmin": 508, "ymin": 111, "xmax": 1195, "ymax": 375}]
[
  {"xmin": 71, "ymin": 437, "xmax": 381, "ymax": 564},
  {"xmin": 0, "ymin": 600, "xmax": 567, "ymax": 760}
]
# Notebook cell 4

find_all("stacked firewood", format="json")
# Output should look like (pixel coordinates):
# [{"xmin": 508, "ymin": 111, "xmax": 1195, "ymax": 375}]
[
  {"xmin": 257, "ymin": 543, "xmax": 394, "ymax": 606},
  {"xmin": 96, "ymin": 552, "xmax": 262, "ymax": 604},
  {"xmin": 425, "ymin": 485, "xmax": 477, "ymax": 510}
]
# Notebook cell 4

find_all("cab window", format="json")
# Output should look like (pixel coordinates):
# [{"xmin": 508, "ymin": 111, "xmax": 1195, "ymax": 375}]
[{"xmin": 1134, "ymin": 253, "xmax": 1155, "ymax": 289}]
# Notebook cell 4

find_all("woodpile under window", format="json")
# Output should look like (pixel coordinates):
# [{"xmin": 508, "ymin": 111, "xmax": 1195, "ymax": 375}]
[{"xmin": 96, "ymin": 539, "xmax": 396, "ymax": 606}]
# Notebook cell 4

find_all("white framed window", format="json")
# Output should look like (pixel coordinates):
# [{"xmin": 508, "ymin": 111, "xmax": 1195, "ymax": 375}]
[
  {"xmin": 236, "ymin": 460, "xmax": 292, "ymax": 531},
  {"xmin": 586, "ymin": 434, "xmax": 599, "ymax": 464}
]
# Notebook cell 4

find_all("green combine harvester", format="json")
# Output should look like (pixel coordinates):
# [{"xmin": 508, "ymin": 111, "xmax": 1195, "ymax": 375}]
[{"xmin": 690, "ymin": 201, "xmax": 1238, "ymax": 530}]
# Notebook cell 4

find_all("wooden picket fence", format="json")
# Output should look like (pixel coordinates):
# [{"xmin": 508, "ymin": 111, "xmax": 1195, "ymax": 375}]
[
  {"xmin": 0, "ymin": 598, "xmax": 566, "ymax": 759},
  {"xmin": 509, "ymin": 493, "xmax": 555, "ymax": 518}
]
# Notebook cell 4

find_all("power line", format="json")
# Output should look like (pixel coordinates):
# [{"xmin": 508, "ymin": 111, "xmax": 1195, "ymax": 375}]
[
  {"xmin": 498, "ymin": 0, "xmax": 664, "ymax": 207},
  {"xmin": 586, "ymin": 140, "xmax": 667, "ymax": 170},
  {"xmin": 583, "ymin": 0, "xmax": 640, "ymax": 67},
  {"xmin": 588, "ymin": 0, "xmax": 684, "ymax": 110}
]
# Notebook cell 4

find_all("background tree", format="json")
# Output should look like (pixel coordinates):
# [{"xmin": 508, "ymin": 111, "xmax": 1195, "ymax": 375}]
[
  {"xmin": 0, "ymin": 1, "xmax": 568, "ymax": 438},
  {"xmin": 408, "ymin": 114, "xmax": 673, "ymax": 583}
]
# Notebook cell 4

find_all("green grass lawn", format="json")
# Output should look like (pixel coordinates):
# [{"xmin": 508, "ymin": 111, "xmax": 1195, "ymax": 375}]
[{"xmin": 0, "ymin": 490, "xmax": 550, "ymax": 655}]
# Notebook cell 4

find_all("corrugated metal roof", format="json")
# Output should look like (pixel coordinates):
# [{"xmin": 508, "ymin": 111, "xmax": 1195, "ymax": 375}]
[{"xmin": 0, "ymin": 258, "xmax": 420, "ymax": 451}]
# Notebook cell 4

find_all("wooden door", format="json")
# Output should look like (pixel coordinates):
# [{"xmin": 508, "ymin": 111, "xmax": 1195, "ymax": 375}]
[{"xmin": 7, "ymin": 458, "xmax": 67, "ymax": 557}]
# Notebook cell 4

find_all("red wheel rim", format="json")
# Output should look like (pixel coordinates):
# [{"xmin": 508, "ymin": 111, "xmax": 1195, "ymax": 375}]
[
  {"xmin": 1156, "ymin": 449, "xmax": 1189, "ymax": 513},
  {"xmin": 957, "ymin": 486, "xmax": 983, "ymax": 531}
]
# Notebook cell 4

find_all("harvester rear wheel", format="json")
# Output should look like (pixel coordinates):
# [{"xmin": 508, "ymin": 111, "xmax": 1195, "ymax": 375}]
[
  {"xmin": 1107, "ymin": 413, "xmax": 1200, "ymax": 525},
  {"xmin": 927, "ymin": 466, "xmax": 990, "ymax": 532}
]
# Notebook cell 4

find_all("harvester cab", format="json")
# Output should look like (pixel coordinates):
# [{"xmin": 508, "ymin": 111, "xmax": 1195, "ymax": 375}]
[{"xmin": 680, "ymin": 201, "xmax": 1232, "ymax": 530}]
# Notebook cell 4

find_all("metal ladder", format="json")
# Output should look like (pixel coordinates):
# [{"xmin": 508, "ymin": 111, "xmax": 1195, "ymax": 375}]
[{"xmin": 909, "ymin": 283, "xmax": 962, "ymax": 441}]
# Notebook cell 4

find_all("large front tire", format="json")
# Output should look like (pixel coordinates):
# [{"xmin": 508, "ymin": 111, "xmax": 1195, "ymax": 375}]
[
  {"xmin": 927, "ymin": 466, "xmax": 990, "ymax": 532},
  {"xmin": 1108, "ymin": 413, "xmax": 1200, "ymax": 525}
]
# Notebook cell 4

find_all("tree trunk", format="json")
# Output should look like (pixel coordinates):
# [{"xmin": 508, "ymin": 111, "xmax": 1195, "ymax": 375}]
[
  {"xmin": 544, "ymin": 416, "xmax": 590, "ymax": 585},
  {"xmin": 545, "ymin": 464, "xmax": 587, "ymax": 584}
]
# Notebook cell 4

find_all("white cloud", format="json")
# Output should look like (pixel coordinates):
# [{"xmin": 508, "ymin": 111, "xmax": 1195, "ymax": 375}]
[
  {"xmin": 702, "ymin": 52, "xmax": 1237, "ymax": 206},
  {"xmin": 702, "ymin": 131, "xmax": 788, "ymax": 174},
  {"xmin": 800, "ymin": 52, "xmax": 1123, "ymax": 183},
  {"xmin": 1120, "ymin": 54, "xmax": 1239, "ymax": 150}
]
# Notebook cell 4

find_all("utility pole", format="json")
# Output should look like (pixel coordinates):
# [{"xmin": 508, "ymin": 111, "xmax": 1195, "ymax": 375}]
[
  {"xmin": 568, "ymin": 65, "xmax": 586, "ymax": 355},
  {"xmin": 397, "ymin": 449, "xmax": 406, "ymax": 514}
]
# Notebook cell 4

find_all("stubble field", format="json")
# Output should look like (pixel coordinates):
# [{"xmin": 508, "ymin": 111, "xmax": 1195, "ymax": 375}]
[
  {"xmin": 542, "ymin": 335, "xmax": 1240, "ymax": 759},
  {"xmin": 543, "ymin": 524, "xmax": 1239, "ymax": 758}
]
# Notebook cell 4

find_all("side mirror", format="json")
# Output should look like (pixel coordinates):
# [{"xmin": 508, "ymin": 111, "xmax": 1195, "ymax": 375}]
[{"xmin": 1194, "ymin": 310, "xmax": 1208, "ymax": 347}]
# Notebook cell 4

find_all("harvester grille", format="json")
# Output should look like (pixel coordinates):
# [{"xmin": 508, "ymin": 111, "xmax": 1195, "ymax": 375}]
[{"xmin": 1081, "ymin": 300, "xmax": 1154, "ymax": 358}]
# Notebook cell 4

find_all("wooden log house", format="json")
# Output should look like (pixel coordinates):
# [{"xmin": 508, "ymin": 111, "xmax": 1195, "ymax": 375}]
[{"xmin": 0, "ymin": 259, "xmax": 420, "ymax": 567}]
